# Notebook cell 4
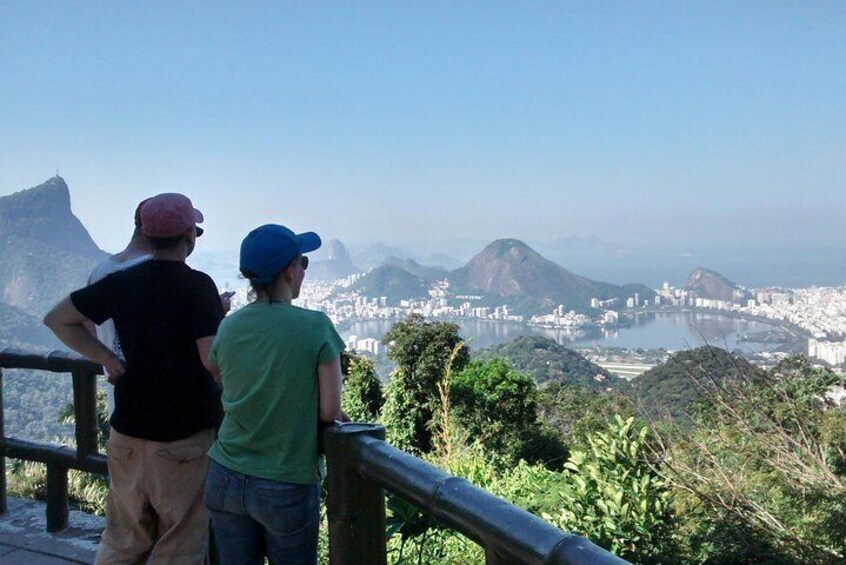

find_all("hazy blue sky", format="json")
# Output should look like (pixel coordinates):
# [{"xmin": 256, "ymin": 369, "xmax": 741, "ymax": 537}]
[{"xmin": 1, "ymin": 2, "xmax": 844, "ymax": 259}]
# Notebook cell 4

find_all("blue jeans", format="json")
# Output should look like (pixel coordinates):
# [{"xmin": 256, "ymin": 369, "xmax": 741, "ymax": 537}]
[{"xmin": 204, "ymin": 460, "xmax": 319, "ymax": 565}]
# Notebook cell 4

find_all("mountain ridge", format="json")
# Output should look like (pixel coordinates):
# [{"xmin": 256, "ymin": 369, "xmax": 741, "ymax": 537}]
[
  {"xmin": 0, "ymin": 177, "xmax": 105, "ymax": 339},
  {"xmin": 451, "ymin": 239, "xmax": 654, "ymax": 313},
  {"xmin": 345, "ymin": 238, "xmax": 654, "ymax": 314}
]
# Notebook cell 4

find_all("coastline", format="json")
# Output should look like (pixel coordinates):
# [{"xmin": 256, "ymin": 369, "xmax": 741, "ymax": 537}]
[{"xmin": 619, "ymin": 306, "xmax": 809, "ymax": 340}]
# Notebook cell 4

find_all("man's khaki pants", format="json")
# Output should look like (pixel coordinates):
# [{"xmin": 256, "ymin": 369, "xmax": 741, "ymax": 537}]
[{"xmin": 95, "ymin": 428, "xmax": 215, "ymax": 565}]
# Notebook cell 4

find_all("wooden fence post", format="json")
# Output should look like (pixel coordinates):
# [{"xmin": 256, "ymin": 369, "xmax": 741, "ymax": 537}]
[
  {"xmin": 46, "ymin": 464, "xmax": 69, "ymax": 532},
  {"xmin": 72, "ymin": 368, "xmax": 100, "ymax": 458},
  {"xmin": 324, "ymin": 423, "xmax": 387, "ymax": 565}
]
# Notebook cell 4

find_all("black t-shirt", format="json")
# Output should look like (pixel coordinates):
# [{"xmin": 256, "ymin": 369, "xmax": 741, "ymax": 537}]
[{"xmin": 71, "ymin": 260, "xmax": 224, "ymax": 442}]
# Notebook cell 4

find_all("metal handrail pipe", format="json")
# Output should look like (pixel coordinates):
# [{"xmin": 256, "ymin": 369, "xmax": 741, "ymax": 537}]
[
  {"xmin": 328, "ymin": 424, "xmax": 627, "ymax": 565},
  {"xmin": 0, "ymin": 349, "xmax": 102, "ymax": 375}
]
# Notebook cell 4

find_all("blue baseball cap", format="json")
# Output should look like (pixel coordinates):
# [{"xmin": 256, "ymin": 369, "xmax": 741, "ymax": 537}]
[{"xmin": 239, "ymin": 224, "xmax": 321, "ymax": 285}]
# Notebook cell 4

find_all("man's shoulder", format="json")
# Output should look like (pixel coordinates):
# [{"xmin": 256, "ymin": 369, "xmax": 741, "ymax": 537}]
[
  {"xmin": 183, "ymin": 263, "xmax": 213, "ymax": 281},
  {"xmin": 88, "ymin": 254, "xmax": 150, "ymax": 284},
  {"xmin": 88, "ymin": 257, "xmax": 122, "ymax": 284},
  {"xmin": 186, "ymin": 267, "xmax": 219, "ymax": 292}
]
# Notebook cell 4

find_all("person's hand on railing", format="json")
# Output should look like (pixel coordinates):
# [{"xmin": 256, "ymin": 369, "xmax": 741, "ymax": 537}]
[{"xmin": 103, "ymin": 353, "xmax": 126, "ymax": 384}]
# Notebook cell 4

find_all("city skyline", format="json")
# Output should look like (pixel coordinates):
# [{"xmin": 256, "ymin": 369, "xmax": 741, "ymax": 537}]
[{"xmin": 1, "ymin": 3, "xmax": 844, "ymax": 262}]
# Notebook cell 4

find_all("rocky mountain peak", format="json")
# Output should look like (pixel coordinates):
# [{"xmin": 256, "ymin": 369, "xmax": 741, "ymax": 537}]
[
  {"xmin": 0, "ymin": 176, "xmax": 71, "ymax": 217},
  {"xmin": 489, "ymin": 238, "xmax": 535, "ymax": 259},
  {"xmin": 0, "ymin": 176, "xmax": 104, "ymax": 260},
  {"xmin": 324, "ymin": 239, "xmax": 352, "ymax": 263},
  {"xmin": 451, "ymin": 238, "xmax": 655, "ymax": 313},
  {"xmin": 684, "ymin": 268, "xmax": 749, "ymax": 302},
  {"xmin": 307, "ymin": 239, "xmax": 360, "ymax": 280}
]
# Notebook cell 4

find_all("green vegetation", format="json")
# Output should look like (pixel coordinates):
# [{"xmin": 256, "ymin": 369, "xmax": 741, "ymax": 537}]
[
  {"xmin": 380, "ymin": 314, "xmax": 470, "ymax": 453},
  {"xmin": 451, "ymin": 358, "xmax": 566, "ymax": 468},
  {"xmin": 341, "ymin": 352, "xmax": 384, "ymax": 423},
  {"xmin": 375, "ymin": 320, "xmax": 846, "ymax": 564},
  {"xmin": 7, "ymin": 389, "xmax": 110, "ymax": 516},
  {"xmin": 633, "ymin": 345, "xmax": 759, "ymax": 420},
  {"xmin": 3, "ymin": 369, "xmax": 76, "ymax": 440},
  {"xmin": 543, "ymin": 416, "xmax": 674, "ymax": 562},
  {"xmin": 478, "ymin": 335, "xmax": 623, "ymax": 389},
  {"xmin": 537, "ymin": 382, "xmax": 634, "ymax": 449},
  {"xmin": 657, "ymin": 356, "xmax": 846, "ymax": 563},
  {"xmin": 7, "ymin": 312, "xmax": 846, "ymax": 564}
]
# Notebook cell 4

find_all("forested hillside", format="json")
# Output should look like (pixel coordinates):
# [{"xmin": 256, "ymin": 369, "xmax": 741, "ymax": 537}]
[
  {"xmin": 632, "ymin": 345, "xmax": 760, "ymax": 419},
  {"xmin": 478, "ymin": 335, "xmax": 625, "ymax": 390}
]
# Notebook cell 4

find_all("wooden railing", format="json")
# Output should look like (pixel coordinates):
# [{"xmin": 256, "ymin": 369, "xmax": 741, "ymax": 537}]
[
  {"xmin": 0, "ymin": 348, "xmax": 105, "ymax": 532},
  {"xmin": 0, "ymin": 348, "xmax": 628, "ymax": 564}
]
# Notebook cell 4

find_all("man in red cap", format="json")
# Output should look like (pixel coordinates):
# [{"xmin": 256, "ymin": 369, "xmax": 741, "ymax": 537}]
[{"xmin": 45, "ymin": 193, "xmax": 224, "ymax": 564}]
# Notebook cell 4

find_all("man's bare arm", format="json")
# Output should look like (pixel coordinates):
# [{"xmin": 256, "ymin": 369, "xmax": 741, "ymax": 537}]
[
  {"xmin": 318, "ymin": 357, "xmax": 344, "ymax": 423},
  {"xmin": 197, "ymin": 336, "xmax": 220, "ymax": 383},
  {"xmin": 43, "ymin": 297, "xmax": 125, "ymax": 383}
]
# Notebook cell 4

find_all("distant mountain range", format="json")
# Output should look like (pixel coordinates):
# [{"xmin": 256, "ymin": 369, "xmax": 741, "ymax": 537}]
[
  {"xmin": 2, "ymin": 177, "xmax": 756, "ymax": 353},
  {"xmin": 346, "ymin": 242, "xmax": 415, "ymax": 271},
  {"xmin": 332, "ymin": 238, "xmax": 656, "ymax": 312},
  {"xmin": 341, "ymin": 238, "xmax": 656, "ymax": 313},
  {"xmin": 0, "ymin": 176, "xmax": 106, "ymax": 350}
]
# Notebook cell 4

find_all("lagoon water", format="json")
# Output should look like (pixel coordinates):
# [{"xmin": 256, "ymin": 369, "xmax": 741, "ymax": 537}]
[{"xmin": 345, "ymin": 312, "xmax": 782, "ymax": 352}]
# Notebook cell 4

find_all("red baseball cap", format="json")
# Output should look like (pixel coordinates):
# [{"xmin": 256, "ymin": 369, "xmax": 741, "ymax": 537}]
[
  {"xmin": 134, "ymin": 198, "xmax": 150, "ymax": 227},
  {"xmin": 139, "ymin": 193, "xmax": 204, "ymax": 238}
]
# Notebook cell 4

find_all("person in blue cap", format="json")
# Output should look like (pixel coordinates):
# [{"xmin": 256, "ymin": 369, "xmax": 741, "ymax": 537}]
[{"xmin": 202, "ymin": 224, "xmax": 345, "ymax": 564}]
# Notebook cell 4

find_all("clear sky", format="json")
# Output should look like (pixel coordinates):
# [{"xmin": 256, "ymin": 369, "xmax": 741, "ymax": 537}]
[{"xmin": 1, "ymin": 2, "xmax": 844, "ymax": 259}]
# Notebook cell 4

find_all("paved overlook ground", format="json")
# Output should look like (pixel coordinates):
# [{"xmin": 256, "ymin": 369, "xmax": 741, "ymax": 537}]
[{"xmin": 0, "ymin": 497, "xmax": 101, "ymax": 563}]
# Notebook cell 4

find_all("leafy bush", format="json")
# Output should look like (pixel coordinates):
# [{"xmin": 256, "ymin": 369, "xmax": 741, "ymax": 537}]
[
  {"xmin": 543, "ymin": 415, "xmax": 674, "ymax": 562},
  {"xmin": 451, "ymin": 358, "xmax": 567, "ymax": 468},
  {"xmin": 658, "ymin": 357, "xmax": 846, "ymax": 563},
  {"xmin": 381, "ymin": 315, "xmax": 469, "ymax": 454},
  {"xmin": 341, "ymin": 353, "xmax": 383, "ymax": 423}
]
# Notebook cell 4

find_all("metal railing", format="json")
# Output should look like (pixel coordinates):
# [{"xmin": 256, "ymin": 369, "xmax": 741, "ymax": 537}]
[
  {"xmin": 323, "ymin": 424, "xmax": 628, "ymax": 564},
  {"xmin": 0, "ymin": 348, "xmax": 106, "ymax": 532},
  {"xmin": 0, "ymin": 348, "xmax": 628, "ymax": 564}
]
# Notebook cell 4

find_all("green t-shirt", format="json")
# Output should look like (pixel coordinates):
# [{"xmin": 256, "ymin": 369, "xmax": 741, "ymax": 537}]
[{"xmin": 208, "ymin": 301, "xmax": 345, "ymax": 484}]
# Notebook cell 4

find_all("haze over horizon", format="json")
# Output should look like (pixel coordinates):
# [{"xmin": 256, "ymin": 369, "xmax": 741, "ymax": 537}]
[{"xmin": 1, "ymin": 4, "xmax": 844, "ymax": 286}]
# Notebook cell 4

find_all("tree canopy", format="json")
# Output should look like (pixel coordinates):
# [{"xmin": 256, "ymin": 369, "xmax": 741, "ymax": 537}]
[{"xmin": 380, "ymin": 314, "xmax": 470, "ymax": 453}]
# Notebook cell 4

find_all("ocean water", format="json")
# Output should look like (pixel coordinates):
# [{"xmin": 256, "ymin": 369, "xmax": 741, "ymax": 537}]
[{"xmin": 345, "ymin": 312, "xmax": 781, "ymax": 353}]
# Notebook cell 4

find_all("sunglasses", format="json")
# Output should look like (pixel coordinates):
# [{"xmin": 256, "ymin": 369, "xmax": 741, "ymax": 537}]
[
  {"xmin": 195, "ymin": 226, "xmax": 204, "ymax": 237},
  {"xmin": 300, "ymin": 255, "xmax": 309, "ymax": 270}
]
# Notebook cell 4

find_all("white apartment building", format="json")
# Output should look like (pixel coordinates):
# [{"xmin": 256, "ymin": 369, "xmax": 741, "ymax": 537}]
[{"xmin": 808, "ymin": 339, "xmax": 846, "ymax": 366}]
